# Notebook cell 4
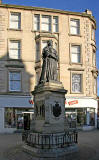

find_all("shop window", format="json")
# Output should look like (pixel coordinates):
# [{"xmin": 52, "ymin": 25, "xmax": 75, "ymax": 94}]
[
  {"xmin": 53, "ymin": 16, "xmax": 58, "ymax": 32},
  {"xmin": 72, "ymin": 74, "xmax": 82, "ymax": 93},
  {"xmin": 9, "ymin": 72, "xmax": 21, "ymax": 92},
  {"xmin": 71, "ymin": 45, "xmax": 81, "ymax": 63},
  {"xmin": 5, "ymin": 108, "xmax": 16, "ymax": 128},
  {"xmin": 88, "ymin": 108, "xmax": 95, "ymax": 126},
  {"xmin": 77, "ymin": 108, "xmax": 87, "ymax": 126},
  {"xmin": 41, "ymin": 15, "xmax": 51, "ymax": 32},
  {"xmin": 9, "ymin": 40, "xmax": 21, "ymax": 59},
  {"xmin": 10, "ymin": 12, "xmax": 21, "ymax": 29},
  {"xmin": 34, "ymin": 14, "xmax": 40, "ymax": 31},
  {"xmin": 4, "ymin": 108, "xmax": 30, "ymax": 129},
  {"xmin": 70, "ymin": 19, "xmax": 80, "ymax": 35}
]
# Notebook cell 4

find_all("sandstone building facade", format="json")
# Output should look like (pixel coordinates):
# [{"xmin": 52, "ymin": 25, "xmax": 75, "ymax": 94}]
[{"xmin": 0, "ymin": 3, "xmax": 98, "ymax": 132}]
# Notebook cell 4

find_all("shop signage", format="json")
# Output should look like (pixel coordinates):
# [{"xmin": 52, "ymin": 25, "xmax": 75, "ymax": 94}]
[
  {"xmin": 65, "ymin": 100, "xmax": 67, "ymax": 104},
  {"xmin": 29, "ymin": 100, "xmax": 34, "ymax": 104},
  {"xmin": 68, "ymin": 100, "xmax": 78, "ymax": 105}
]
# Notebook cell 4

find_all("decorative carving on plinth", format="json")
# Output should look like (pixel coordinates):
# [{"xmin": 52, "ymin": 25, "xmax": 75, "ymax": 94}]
[{"xmin": 53, "ymin": 102, "xmax": 61, "ymax": 117}]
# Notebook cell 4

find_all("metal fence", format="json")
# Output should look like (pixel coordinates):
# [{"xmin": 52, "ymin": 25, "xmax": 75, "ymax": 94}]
[{"xmin": 22, "ymin": 130, "xmax": 78, "ymax": 149}]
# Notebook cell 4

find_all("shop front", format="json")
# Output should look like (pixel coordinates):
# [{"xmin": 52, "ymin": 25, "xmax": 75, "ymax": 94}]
[
  {"xmin": 0, "ymin": 95, "xmax": 34, "ymax": 133},
  {"xmin": 65, "ymin": 97, "xmax": 97, "ymax": 130},
  {"xmin": 4, "ymin": 107, "xmax": 34, "ymax": 130}
]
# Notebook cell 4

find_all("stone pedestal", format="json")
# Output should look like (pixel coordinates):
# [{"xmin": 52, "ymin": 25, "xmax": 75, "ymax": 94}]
[
  {"xmin": 23, "ymin": 81, "xmax": 78, "ymax": 157},
  {"xmin": 31, "ymin": 81, "xmax": 67, "ymax": 133}
]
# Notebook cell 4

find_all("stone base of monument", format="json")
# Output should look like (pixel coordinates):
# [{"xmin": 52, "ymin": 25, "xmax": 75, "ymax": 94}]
[
  {"xmin": 22, "ymin": 130, "xmax": 78, "ymax": 158},
  {"xmin": 22, "ymin": 81, "xmax": 78, "ymax": 158},
  {"xmin": 23, "ymin": 145, "xmax": 78, "ymax": 158}
]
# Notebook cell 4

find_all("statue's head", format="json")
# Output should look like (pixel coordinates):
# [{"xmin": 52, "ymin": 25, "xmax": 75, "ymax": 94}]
[{"xmin": 47, "ymin": 40, "xmax": 53, "ymax": 46}]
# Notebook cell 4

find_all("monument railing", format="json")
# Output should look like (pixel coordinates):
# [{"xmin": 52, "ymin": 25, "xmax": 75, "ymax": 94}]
[
  {"xmin": 68, "ymin": 120, "xmax": 77, "ymax": 129},
  {"xmin": 22, "ymin": 129, "xmax": 78, "ymax": 149}
]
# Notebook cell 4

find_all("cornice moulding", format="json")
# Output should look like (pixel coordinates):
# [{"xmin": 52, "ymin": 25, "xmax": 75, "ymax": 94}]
[{"xmin": 0, "ymin": 4, "xmax": 96, "ymax": 26}]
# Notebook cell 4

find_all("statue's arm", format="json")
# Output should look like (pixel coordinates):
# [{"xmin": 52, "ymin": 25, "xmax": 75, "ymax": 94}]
[
  {"xmin": 51, "ymin": 49, "xmax": 59, "ymax": 61},
  {"xmin": 42, "ymin": 47, "xmax": 49, "ymax": 59}
]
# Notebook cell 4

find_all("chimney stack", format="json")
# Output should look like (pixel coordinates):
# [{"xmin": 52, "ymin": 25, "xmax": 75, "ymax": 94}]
[{"xmin": 85, "ymin": 9, "xmax": 92, "ymax": 16}]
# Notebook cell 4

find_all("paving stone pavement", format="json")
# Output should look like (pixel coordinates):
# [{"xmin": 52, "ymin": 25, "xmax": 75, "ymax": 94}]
[{"xmin": 0, "ymin": 130, "xmax": 99, "ymax": 160}]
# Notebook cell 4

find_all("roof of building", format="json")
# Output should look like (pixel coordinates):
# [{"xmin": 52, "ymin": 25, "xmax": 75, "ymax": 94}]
[{"xmin": 0, "ymin": 3, "xmax": 96, "ymax": 26}]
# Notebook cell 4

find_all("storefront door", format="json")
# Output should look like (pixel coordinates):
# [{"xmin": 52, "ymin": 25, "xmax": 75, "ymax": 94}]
[{"xmin": 24, "ymin": 113, "xmax": 30, "ymax": 130}]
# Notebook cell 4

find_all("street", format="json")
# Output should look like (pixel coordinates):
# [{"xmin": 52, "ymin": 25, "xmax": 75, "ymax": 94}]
[{"xmin": 0, "ymin": 130, "xmax": 99, "ymax": 160}]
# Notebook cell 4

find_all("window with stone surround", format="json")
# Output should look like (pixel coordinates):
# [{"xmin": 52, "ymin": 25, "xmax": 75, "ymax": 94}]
[
  {"xmin": 10, "ymin": 12, "xmax": 21, "ymax": 29},
  {"xmin": 42, "ymin": 40, "xmax": 47, "ymax": 51},
  {"xmin": 9, "ymin": 72, "xmax": 21, "ymax": 91},
  {"xmin": 92, "ymin": 49, "xmax": 96, "ymax": 66},
  {"xmin": 71, "ymin": 45, "xmax": 81, "ymax": 63},
  {"xmin": 9, "ymin": 40, "xmax": 21, "ymax": 59},
  {"xmin": 70, "ymin": 19, "xmax": 80, "ymax": 35},
  {"xmin": 91, "ymin": 25, "xmax": 95, "ymax": 40},
  {"xmin": 34, "ymin": 14, "xmax": 40, "ymax": 31},
  {"xmin": 41, "ymin": 15, "xmax": 51, "ymax": 32},
  {"xmin": 33, "ymin": 15, "xmax": 58, "ymax": 33},
  {"xmin": 53, "ymin": 16, "xmax": 58, "ymax": 32},
  {"xmin": 36, "ymin": 41, "xmax": 40, "ymax": 61},
  {"xmin": 72, "ymin": 74, "xmax": 82, "ymax": 93}
]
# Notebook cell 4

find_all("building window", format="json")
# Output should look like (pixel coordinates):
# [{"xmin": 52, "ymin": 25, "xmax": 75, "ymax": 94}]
[
  {"xmin": 92, "ymin": 26, "xmax": 95, "ymax": 40},
  {"xmin": 72, "ymin": 74, "xmax": 82, "ymax": 93},
  {"xmin": 53, "ymin": 16, "xmax": 58, "ymax": 32},
  {"xmin": 71, "ymin": 45, "xmax": 81, "ymax": 63},
  {"xmin": 9, "ymin": 72, "xmax": 21, "ymax": 91},
  {"xmin": 9, "ymin": 40, "xmax": 21, "ymax": 59},
  {"xmin": 42, "ymin": 41, "xmax": 47, "ymax": 51},
  {"xmin": 94, "ymin": 78, "xmax": 97, "ymax": 95},
  {"xmin": 70, "ymin": 19, "xmax": 80, "ymax": 35},
  {"xmin": 10, "ymin": 12, "xmax": 21, "ymax": 29},
  {"xmin": 41, "ymin": 15, "xmax": 51, "ymax": 32},
  {"xmin": 34, "ymin": 14, "xmax": 40, "ymax": 31},
  {"xmin": 36, "ymin": 41, "xmax": 40, "ymax": 61},
  {"xmin": 92, "ymin": 49, "xmax": 96, "ymax": 66}
]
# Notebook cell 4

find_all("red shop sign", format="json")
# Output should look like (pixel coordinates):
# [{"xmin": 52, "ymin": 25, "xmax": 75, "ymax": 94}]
[
  {"xmin": 68, "ymin": 100, "xmax": 78, "ymax": 105},
  {"xmin": 29, "ymin": 100, "xmax": 34, "ymax": 104}
]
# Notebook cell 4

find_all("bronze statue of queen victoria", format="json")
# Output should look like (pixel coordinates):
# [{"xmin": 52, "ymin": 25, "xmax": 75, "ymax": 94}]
[{"xmin": 39, "ymin": 40, "xmax": 58, "ymax": 84}]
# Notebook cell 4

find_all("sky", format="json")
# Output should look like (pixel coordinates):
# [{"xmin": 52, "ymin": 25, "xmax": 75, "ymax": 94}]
[{"xmin": 2, "ymin": 0, "xmax": 99, "ymax": 95}]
